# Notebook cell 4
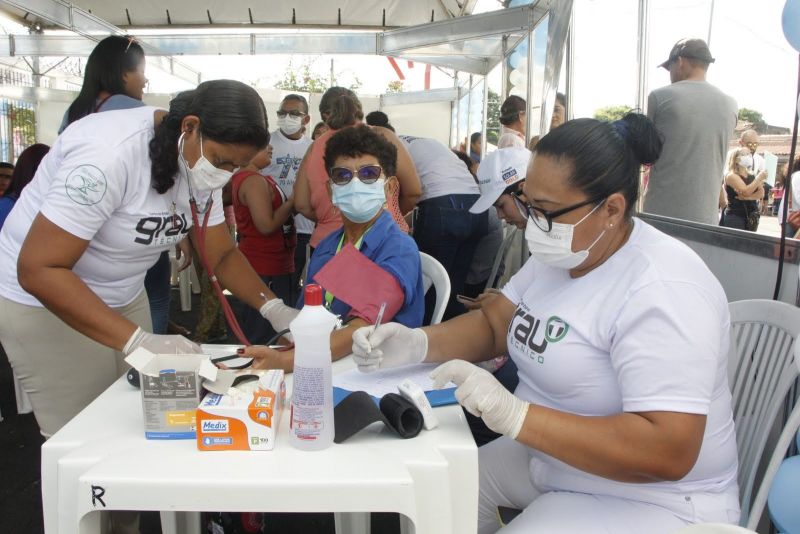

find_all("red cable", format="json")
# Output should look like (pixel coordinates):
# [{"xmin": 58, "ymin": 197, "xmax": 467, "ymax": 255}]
[{"xmin": 190, "ymin": 199, "xmax": 252, "ymax": 346}]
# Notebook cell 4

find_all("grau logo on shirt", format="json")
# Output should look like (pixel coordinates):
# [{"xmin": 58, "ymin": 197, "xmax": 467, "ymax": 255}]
[
  {"xmin": 65, "ymin": 164, "xmax": 107, "ymax": 205},
  {"xmin": 509, "ymin": 307, "xmax": 570, "ymax": 364},
  {"xmin": 135, "ymin": 213, "xmax": 190, "ymax": 245}
]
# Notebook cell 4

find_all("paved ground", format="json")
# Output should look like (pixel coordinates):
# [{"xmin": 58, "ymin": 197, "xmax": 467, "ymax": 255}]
[{"xmin": 0, "ymin": 288, "xmax": 401, "ymax": 534}]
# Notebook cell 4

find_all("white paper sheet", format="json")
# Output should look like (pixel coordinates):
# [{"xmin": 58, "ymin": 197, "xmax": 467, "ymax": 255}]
[
  {"xmin": 333, "ymin": 363, "xmax": 451, "ymax": 398},
  {"xmin": 764, "ymin": 151, "xmax": 779, "ymax": 186}
]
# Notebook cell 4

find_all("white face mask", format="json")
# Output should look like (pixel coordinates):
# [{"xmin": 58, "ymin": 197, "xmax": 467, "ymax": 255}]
[
  {"xmin": 738, "ymin": 154, "xmax": 753, "ymax": 170},
  {"xmin": 524, "ymin": 202, "xmax": 606, "ymax": 269},
  {"xmin": 179, "ymin": 132, "xmax": 234, "ymax": 192},
  {"xmin": 278, "ymin": 115, "xmax": 303, "ymax": 136}
]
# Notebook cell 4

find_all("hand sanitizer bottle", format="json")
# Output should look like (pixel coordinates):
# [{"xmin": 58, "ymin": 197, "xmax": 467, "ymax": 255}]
[{"xmin": 289, "ymin": 284, "xmax": 338, "ymax": 450}]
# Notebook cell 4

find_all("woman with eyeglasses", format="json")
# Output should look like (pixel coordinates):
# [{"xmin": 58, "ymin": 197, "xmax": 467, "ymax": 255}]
[
  {"xmin": 246, "ymin": 125, "xmax": 424, "ymax": 371},
  {"xmin": 0, "ymin": 80, "xmax": 284, "ymax": 439},
  {"xmin": 292, "ymin": 87, "xmax": 421, "ymax": 251},
  {"xmin": 353, "ymin": 113, "xmax": 740, "ymax": 532}
]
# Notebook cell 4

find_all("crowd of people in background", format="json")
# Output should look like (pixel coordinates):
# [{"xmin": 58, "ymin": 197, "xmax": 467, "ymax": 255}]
[{"xmin": 2, "ymin": 30, "xmax": 799, "ymax": 534}]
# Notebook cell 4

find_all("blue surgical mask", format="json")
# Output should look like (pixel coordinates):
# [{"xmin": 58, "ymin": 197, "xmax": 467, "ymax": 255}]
[{"xmin": 331, "ymin": 178, "xmax": 386, "ymax": 223}]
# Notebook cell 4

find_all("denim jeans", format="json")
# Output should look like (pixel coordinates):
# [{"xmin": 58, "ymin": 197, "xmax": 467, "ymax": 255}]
[
  {"xmin": 239, "ymin": 274, "xmax": 294, "ymax": 345},
  {"xmin": 414, "ymin": 194, "xmax": 488, "ymax": 321},
  {"xmin": 144, "ymin": 251, "xmax": 171, "ymax": 334}
]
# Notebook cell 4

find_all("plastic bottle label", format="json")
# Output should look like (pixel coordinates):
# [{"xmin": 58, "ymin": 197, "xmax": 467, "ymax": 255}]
[{"xmin": 291, "ymin": 365, "xmax": 326, "ymax": 440}]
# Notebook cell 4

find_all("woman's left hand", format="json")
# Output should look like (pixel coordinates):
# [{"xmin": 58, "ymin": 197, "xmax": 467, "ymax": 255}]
[
  {"xmin": 175, "ymin": 239, "xmax": 193, "ymax": 271},
  {"xmin": 241, "ymin": 345, "xmax": 291, "ymax": 372},
  {"xmin": 430, "ymin": 360, "xmax": 529, "ymax": 439}
]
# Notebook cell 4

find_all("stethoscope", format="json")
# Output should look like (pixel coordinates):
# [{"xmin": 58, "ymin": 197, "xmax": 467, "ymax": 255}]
[{"xmin": 180, "ymin": 133, "xmax": 252, "ymax": 346}]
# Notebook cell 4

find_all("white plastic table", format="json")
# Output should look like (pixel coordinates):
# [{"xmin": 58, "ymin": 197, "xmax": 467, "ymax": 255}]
[{"xmin": 41, "ymin": 347, "xmax": 478, "ymax": 534}]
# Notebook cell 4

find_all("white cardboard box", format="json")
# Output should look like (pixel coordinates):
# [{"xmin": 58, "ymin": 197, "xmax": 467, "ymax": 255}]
[
  {"xmin": 196, "ymin": 369, "xmax": 285, "ymax": 451},
  {"xmin": 124, "ymin": 349, "xmax": 218, "ymax": 440}
]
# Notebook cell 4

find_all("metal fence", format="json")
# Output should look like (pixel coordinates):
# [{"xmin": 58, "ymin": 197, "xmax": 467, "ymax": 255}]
[{"xmin": 0, "ymin": 98, "xmax": 36, "ymax": 163}]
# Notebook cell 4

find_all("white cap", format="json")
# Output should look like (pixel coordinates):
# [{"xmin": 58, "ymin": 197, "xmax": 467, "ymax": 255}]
[{"xmin": 469, "ymin": 147, "xmax": 532, "ymax": 214}]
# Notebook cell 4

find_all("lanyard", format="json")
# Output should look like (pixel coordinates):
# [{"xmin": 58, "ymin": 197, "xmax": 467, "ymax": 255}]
[{"xmin": 323, "ymin": 228, "xmax": 371, "ymax": 309}]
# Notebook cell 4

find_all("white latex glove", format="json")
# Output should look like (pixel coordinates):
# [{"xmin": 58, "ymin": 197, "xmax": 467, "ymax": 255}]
[
  {"xmin": 430, "ymin": 359, "xmax": 529, "ymax": 439},
  {"xmin": 351, "ymin": 323, "xmax": 428, "ymax": 373},
  {"xmin": 259, "ymin": 298, "xmax": 300, "ymax": 340},
  {"xmin": 123, "ymin": 327, "xmax": 202, "ymax": 356}
]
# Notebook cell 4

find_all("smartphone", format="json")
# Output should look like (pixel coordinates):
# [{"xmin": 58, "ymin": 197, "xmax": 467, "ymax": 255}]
[{"xmin": 456, "ymin": 294, "xmax": 477, "ymax": 303}]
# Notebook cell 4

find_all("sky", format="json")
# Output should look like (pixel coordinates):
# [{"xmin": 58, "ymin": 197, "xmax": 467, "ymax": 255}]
[{"xmin": 1, "ymin": 0, "xmax": 798, "ymax": 128}]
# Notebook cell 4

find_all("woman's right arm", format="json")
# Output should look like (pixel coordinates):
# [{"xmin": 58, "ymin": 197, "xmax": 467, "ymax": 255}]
[
  {"xmin": 423, "ymin": 293, "xmax": 517, "ymax": 363},
  {"xmin": 17, "ymin": 214, "xmax": 138, "ymax": 350},
  {"xmin": 240, "ymin": 174, "xmax": 294, "ymax": 235},
  {"xmin": 726, "ymin": 172, "xmax": 764, "ymax": 196},
  {"xmin": 292, "ymin": 146, "xmax": 316, "ymax": 221}
]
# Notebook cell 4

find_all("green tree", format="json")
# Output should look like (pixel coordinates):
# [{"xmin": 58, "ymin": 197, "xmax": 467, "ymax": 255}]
[
  {"xmin": 275, "ymin": 59, "xmax": 362, "ymax": 93},
  {"xmin": 486, "ymin": 89, "xmax": 501, "ymax": 146},
  {"xmin": 386, "ymin": 80, "xmax": 404, "ymax": 93},
  {"xmin": 738, "ymin": 108, "xmax": 767, "ymax": 133},
  {"xmin": 593, "ymin": 105, "xmax": 633, "ymax": 122}
]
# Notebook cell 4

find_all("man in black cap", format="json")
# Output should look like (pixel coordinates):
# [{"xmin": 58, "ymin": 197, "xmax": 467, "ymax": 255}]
[{"xmin": 643, "ymin": 38, "xmax": 738, "ymax": 226}]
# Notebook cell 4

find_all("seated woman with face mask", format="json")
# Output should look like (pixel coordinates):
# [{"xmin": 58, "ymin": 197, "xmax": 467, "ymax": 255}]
[
  {"xmin": 352, "ymin": 113, "xmax": 740, "ymax": 533},
  {"xmin": 246, "ymin": 125, "xmax": 425, "ymax": 371}
]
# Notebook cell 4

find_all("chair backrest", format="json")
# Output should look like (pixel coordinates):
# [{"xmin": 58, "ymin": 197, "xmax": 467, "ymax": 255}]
[
  {"xmin": 419, "ymin": 252, "xmax": 450, "ymax": 325},
  {"xmin": 728, "ymin": 299, "xmax": 800, "ymax": 528}
]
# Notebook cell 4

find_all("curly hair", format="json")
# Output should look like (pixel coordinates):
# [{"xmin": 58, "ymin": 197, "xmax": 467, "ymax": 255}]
[
  {"xmin": 324, "ymin": 125, "xmax": 397, "ymax": 178},
  {"xmin": 149, "ymin": 79, "xmax": 269, "ymax": 194}
]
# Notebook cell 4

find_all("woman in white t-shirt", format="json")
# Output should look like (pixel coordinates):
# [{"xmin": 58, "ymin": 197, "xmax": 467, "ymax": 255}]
[
  {"xmin": 353, "ymin": 113, "xmax": 739, "ymax": 533},
  {"xmin": 0, "ymin": 80, "xmax": 283, "ymax": 437}
]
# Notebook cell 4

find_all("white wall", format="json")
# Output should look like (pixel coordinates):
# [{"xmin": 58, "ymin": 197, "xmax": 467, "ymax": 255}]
[{"xmin": 381, "ymin": 101, "xmax": 452, "ymax": 145}]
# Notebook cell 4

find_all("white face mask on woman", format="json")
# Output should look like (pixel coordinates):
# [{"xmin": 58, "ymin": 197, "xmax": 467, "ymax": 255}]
[
  {"xmin": 738, "ymin": 154, "xmax": 753, "ymax": 170},
  {"xmin": 178, "ymin": 132, "xmax": 234, "ymax": 191},
  {"xmin": 524, "ymin": 202, "xmax": 606, "ymax": 269}
]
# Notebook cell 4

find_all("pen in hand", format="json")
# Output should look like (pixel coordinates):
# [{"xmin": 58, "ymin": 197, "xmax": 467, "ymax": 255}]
[{"xmin": 368, "ymin": 302, "xmax": 387, "ymax": 350}]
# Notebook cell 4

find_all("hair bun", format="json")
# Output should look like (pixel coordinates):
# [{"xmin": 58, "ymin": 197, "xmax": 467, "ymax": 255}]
[{"xmin": 617, "ymin": 112, "xmax": 663, "ymax": 166}]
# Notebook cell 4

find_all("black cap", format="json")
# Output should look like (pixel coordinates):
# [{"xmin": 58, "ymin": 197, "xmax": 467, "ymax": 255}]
[{"xmin": 659, "ymin": 38, "xmax": 715, "ymax": 69}]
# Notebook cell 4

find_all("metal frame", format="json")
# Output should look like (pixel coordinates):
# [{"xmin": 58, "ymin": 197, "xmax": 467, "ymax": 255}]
[
  {"xmin": 379, "ymin": 86, "xmax": 459, "ymax": 106},
  {"xmin": 636, "ymin": 0, "xmax": 650, "ymax": 112},
  {"xmin": 0, "ymin": 0, "xmax": 200, "ymax": 84},
  {"xmin": 0, "ymin": 3, "xmax": 548, "ymax": 76}
]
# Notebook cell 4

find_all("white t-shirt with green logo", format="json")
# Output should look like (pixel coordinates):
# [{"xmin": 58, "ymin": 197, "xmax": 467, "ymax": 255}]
[
  {"xmin": 0, "ymin": 106, "xmax": 223, "ymax": 308},
  {"xmin": 502, "ymin": 218, "xmax": 738, "ymax": 500}
]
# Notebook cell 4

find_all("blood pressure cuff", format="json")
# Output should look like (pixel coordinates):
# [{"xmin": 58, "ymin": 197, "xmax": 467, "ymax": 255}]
[
  {"xmin": 333, "ymin": 391, "xmax": 423, "ymax": 443},
  {"xmin": 313, "ymin": 243, "xmax": 405, "ymax": 324}
]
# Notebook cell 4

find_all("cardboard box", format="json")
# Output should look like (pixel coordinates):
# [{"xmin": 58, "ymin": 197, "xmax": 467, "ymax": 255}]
[
  {"xmin": 125, "ymin": 349, "xmax": 218, "ymax": 440},
  {"xmin": 196, "ymin": 369, "xmax": 285, "ymax": 451}
]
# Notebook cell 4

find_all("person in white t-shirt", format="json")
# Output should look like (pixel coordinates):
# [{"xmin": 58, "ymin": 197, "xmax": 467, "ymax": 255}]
[
  {"xmin": 398, "ymin": 134, "xmax": 488, "ymax": 320},
  {"xmin": 0, "ymin": 80, "xmax": 285, "ymax": 438},
  {"xmin": 497, "ymin": 95, "xmax": 527, "ymax": 149},
  {"xmin": 261, "ymin": 94, "xmax": 313, "ymax": 303},
  {"xmin": 352, "ymin": 113, "xmax": 739, "ymax": 533}
]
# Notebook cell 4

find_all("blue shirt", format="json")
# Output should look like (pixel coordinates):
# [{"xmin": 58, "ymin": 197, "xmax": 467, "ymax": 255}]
[
  {"xmin": 299, "ymin": 210, "xmax": 425, "ymax": 327},
  {"xmin": 58, "ymin": 94, "xmax": 145, "ymax": 134},
  {"xmin": 0, "ymin": 196, "xmax": 15, "ymax": 231}
]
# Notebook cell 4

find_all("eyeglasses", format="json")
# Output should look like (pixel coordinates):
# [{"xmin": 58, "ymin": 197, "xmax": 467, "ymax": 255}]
[
  {"xmin": 277, "ymin": 110, "xmax": 307, "ymax": 118},
  {"xmin": 511, "ymin": 191, "xmax": 606, "ymax": 232},
  {"xmin": 746, "ymin": 142, "xmax": 759, "ymax": 149},
  {"xmin": 329, "ymin": 164, "xmax": 383, "ymax": 186}
]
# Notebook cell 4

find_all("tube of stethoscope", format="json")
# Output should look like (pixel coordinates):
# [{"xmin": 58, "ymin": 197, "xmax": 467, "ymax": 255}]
[{"xmin": 189, "ymin": 194, "xmax": 252, "ymax": 346}]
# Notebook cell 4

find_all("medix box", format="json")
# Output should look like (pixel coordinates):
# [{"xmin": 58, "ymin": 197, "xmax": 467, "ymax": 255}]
[
  {"xmin": 196, "ymin": 369, "xmax": 285, "ymax": 451},
  {"xmin": 124, "ymin": 348, "xmax": 218, "ymax": 440}
]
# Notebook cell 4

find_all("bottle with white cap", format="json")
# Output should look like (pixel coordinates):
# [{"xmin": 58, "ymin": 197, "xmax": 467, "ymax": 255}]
[{"xmin": 289, "ymin": 283, "xmax": 338, "ymax": 450}]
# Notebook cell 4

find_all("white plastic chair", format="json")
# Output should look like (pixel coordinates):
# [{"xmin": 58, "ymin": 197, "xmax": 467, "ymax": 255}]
[
  {"xmin": 420, "ymin": 252, "xmax": 450, "ymax": 325},
  {"xmin": 671, "ymin": 523, "xmax": 758, "ymax": 533},
  {"xmin": 728, "ymin": 299, "xmax": 800, "ymax": 530}
]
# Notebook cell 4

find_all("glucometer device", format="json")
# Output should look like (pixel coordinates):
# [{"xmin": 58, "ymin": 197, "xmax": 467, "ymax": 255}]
[{"xmin": 398, "ymin": 379, "xmax": 438, "ymax": 430}]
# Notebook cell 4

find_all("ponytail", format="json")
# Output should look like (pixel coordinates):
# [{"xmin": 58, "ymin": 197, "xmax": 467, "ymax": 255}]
[{"xmin": 319, "ymin": 86, "xmax": 363, "ymax": 130}]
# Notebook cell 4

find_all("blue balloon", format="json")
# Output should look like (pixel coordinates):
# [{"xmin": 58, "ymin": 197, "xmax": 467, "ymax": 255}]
[{"xmin": 783, "ymin": 0, "xmax": 800, "ymax": 52}]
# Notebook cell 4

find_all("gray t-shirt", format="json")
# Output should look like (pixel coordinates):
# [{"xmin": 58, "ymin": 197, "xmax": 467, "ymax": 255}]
[{"xmin": 643, "ymin": 80, "xmax": 737, "ymax": 226}]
